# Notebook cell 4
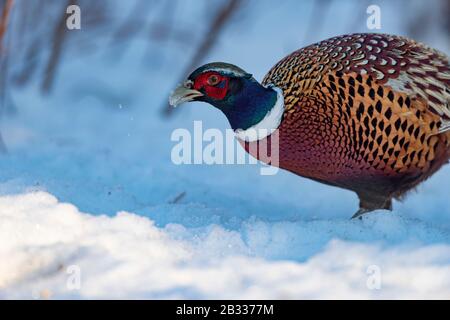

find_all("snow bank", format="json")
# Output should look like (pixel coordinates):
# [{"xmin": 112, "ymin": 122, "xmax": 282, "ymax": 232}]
[
  {"xmin": 1, "ymin": 0, "xmax": 449, "ymax": 300},
  {"xmin": 1, "ymin": 191, "xmax": 449, "ymax": 299}
]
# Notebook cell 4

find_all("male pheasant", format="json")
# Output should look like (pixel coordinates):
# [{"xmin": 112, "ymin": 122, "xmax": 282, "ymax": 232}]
[{"xmin": 169, "ymin": 33, "xmax": 450, "ymax": 218}]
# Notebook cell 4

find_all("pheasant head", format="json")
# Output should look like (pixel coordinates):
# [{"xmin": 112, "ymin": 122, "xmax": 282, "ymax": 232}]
[{"xmin": 169, "ymin": 62, "xmax": 283, "ymax": 135}]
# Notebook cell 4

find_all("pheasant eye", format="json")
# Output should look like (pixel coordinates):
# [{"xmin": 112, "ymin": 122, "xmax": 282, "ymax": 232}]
[{"xmin": 207, "ymin": 75, "xmax": 220, "ymax": 86}]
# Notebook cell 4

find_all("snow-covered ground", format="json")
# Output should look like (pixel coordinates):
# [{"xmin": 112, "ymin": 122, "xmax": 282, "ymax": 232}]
[
  {"xmin": 1, "ymin": 191, "xmax": 450, "ymax": 299},
  {"xmin": 0, "ymin": 0, "xmax": 449, "ymax": 299}
]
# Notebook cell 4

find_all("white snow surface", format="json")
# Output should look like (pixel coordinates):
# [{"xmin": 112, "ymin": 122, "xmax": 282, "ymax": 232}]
[
  {"xmin": 0, "ymin": 0, "xmax": 449, "ymax": 299},
  {"xmin": 1, "ymin": 191, "xmax": 450, "ymax": 299}
]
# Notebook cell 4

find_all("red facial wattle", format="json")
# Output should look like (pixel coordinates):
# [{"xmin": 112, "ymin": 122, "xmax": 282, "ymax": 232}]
[{"xmin": 193, "ymin": 72, "xmax": 229, "ymax": 100}]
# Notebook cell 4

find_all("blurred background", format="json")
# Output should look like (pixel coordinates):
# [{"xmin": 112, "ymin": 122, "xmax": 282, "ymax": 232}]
[
  {"xmin": 0, "ymin": 0, "xmax": 449, "ymax": 249},
  {"xmin": 1, "ymin": 0, "xmax": 449, "ymax": 113}
]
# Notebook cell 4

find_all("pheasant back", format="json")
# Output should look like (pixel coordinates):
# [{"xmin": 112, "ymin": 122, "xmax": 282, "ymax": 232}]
[{"xmin": 255, "ymin": 33, "xmax": 450, "ymax": 213}]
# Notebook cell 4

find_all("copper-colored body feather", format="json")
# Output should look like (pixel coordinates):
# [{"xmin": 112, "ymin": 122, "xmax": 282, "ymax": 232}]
[{"xmin": 244, "ymin": 33, "xmax": 450, "ymax": 213}]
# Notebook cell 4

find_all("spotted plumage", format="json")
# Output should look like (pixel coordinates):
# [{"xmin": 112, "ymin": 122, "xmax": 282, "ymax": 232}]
[{"xmin": 170, "ymin": 33, "xmax": 450, "ymax": 218}]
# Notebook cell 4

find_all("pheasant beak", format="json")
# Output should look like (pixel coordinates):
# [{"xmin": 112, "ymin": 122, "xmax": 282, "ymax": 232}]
[{"xmin": 169, "ymin": 81, "xmax": 204, "ymax": 107}]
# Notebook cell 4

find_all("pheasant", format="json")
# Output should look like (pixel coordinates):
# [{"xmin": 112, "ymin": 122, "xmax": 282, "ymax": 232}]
[{"xmin": 169, "ymin": 33, "xmax": 450, "ymax": 218}]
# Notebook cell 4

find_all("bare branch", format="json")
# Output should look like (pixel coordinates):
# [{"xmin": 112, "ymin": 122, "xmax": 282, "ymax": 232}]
[
  {"xmin": 109, "ymin": 0, "xmax": 152, "ymax": 55},
  {"xmin": 162, "ymin": 0, "xmax": 244, "ymax": 116},
  {"xmin": 0, "ymin": 0, "xmax": 14, "ymax": 154},
  {"xmin": 0, "ymin": 0, "xmax": 14, "ymax": 51},
  {"xmin": 41, "ymin": 0, "xmax": 74, "ymax": 93}
]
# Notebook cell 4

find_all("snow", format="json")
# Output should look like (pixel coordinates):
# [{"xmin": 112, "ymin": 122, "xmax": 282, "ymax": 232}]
[
  {"xmin": 1, "ymin": 191, "xmax": 450, "ymax": 299},
  {"xmin": 0, "ymin": 0, "xmax": 449, "ymax": 299}
]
